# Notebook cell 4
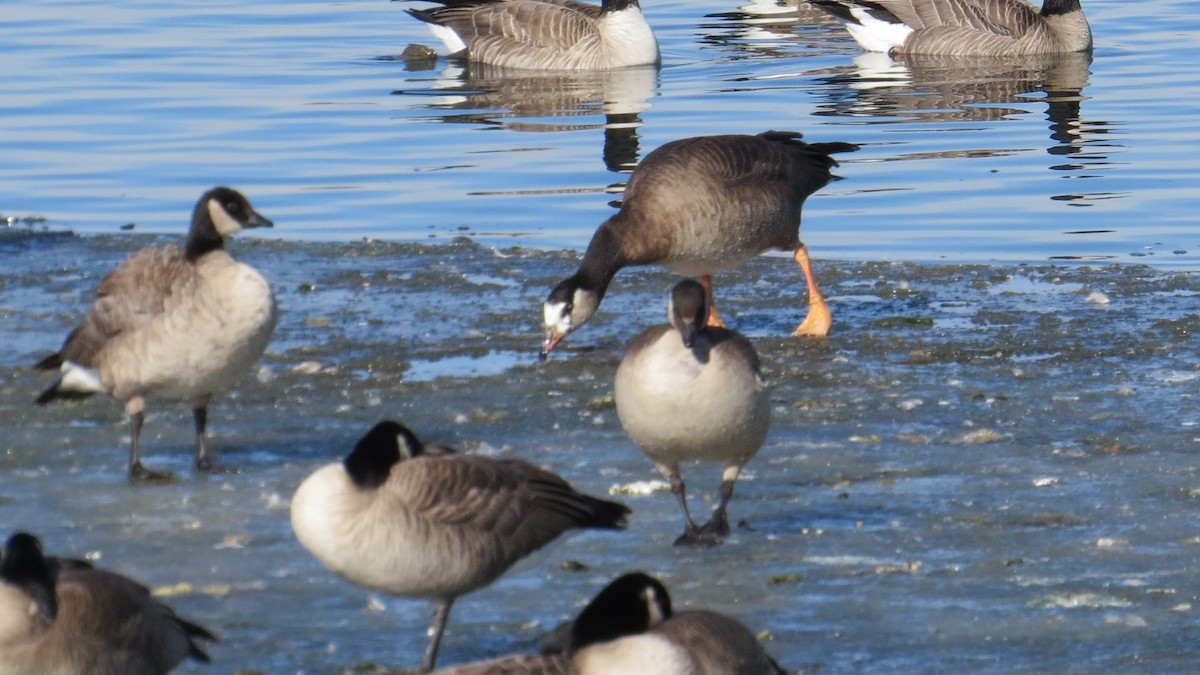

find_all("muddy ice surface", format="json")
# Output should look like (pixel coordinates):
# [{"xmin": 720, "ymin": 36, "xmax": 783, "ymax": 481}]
[{"xmin": 3, "ymin": 231, "xmax": 1200, "ymax": 673}]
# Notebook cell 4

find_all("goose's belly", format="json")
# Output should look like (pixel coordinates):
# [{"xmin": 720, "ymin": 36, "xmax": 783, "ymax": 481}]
[
  {"xmin": 660, "ymin": 250, "xmax": 759, "ymax": 278},
  {"xmin": 104, "ymin": 264, "xmax": 276, "ymax": 402},
  {"xmin": 614, "ymin": 336, "xmax": 769, "ymax": 466},
  {"xmin": 656, "ymin": 214, "xmax": 789, "ymax": 277}
]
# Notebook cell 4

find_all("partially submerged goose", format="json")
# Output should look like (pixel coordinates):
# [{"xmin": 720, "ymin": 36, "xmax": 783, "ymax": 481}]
[
  {"xmin": 541, "ymin": 131, "xmax": 857, "ymax": 356},
  {"xmin": 34, "ymin": 187, "xmax": 277, "ymax": 483},
  {"xmin": 614, "ymin": 280, "xmax": 770, "ymax": 546},
  {"xmin": 290, "ymin": 420, "xmax": 631, "ymax": 672},
  {"xmin": 405, "ymin": 0, "xmax": 660, "ymax": 70},
  {"xmin": 812, "ymin": 0, "xmax": 1092, "ymax": 55},
  {"xmin": 0, "ymin": 532, "xmax": 216, "ymax": 675}
]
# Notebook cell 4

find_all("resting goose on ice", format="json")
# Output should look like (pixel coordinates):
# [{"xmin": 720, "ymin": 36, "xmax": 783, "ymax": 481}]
[
  {"xmin": 290, "ymin": 420, "xmax": 631, "ymax": 671},
  {"xmin": 0, "ymin": 532, "xmax": 216, "ymax": 675}
]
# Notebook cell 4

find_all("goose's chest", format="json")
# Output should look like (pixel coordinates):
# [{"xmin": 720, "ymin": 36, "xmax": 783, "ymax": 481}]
[
  {"xmin": 596, "ymin": 9, "xmax": 659, "ymax": 68},
  {"xmin": 110, "ymin": 258, "xmax": 276, "ymax": 399}
]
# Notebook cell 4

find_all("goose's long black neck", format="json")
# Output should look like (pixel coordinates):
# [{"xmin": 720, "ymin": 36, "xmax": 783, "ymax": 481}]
[
  {"xmin": 185, "ymin": 206, "xmax": 225, "ymax": 261},
  {"xmin": 575, "ymin": 220, "xmax": 629, "ymax": 300}
]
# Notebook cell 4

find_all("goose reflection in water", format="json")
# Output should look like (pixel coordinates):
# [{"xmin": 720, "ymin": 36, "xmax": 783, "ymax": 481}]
[
  {"xmin": 393, "ymin": 62, "xmax": 659, "ymax": 172},
  {"xmin": 814, "ymin": 51, "xmax": 1122, "ymax": 204},
  {"xmin": 701, "ymin": 0, "xmax": 843, "ymax": 57}
]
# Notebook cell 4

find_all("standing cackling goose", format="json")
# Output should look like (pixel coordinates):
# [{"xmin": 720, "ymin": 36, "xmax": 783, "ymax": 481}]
[
  {"xmin": 428, "ymin": 571, "xmax": 671, "ymax": 674},
  {"xmin": 404, "ymin": 0, "xmax": 660, "ymax": 70},
  {"xmin": 0, "ymin": 532, "xmax": 216, "ymax": 675},
  {"xmin": 541, "ymin": 131, "xmax": 856, "ymax": 356},
  {"xmin": 289, "ymin": 420, "xmax": 631, "ymax": 672},
  {"xmin": 812, "ymin": 0, "xmax": 1091, "ymax": 56},
  {"xmin": 613, "ymin": 280, "xmax": 769, "ymax": 547},
  {"xmin": 34, "ymin": 187, "xmax": 277, "ymax": 483}
]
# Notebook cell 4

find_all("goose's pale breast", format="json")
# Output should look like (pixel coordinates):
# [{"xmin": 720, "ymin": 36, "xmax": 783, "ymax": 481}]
[
  {"xmin": 102, "ymin": 253, "xmax": 276, "ymax": 402},
  {"xmin": 596, "ymin": 7, "xmax": 659, "ymax": 68},
  {"xmin": 614, "ymin": 330, "xmax": 769, "ymax": 466},
  {"xmin": 573, "ymin": 633, "xmax": 699, "ymax": 675}
]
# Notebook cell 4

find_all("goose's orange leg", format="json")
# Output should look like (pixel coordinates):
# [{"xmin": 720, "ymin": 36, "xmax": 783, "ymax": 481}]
[
  {"xmin": 793, "ymin": 244, "xmax": 831, "ymax": 336},
  {"xmin": 697, "ymin": 275, "xmax": 727, "ymax": 328}
]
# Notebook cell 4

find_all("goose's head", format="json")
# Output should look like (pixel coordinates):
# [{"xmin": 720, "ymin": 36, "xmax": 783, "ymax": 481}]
[
  {"xmin": 204, "ymin": 187, "xmax": 273, "ymax": 236},
  {"xmin": 542, "ymin": 275, "xmax": 601, "ymax": 358},
  {"xmin": 570, "ymin": 572, "xmax": 672, "ymax": 650},
  {"xmin": 186, "ymin": 187, "xmax": 273, "ymax": 259},
  {"xmin": 342, "ymin": 420, "xmax": 445, "ymax": 490},
  {"xmin": 667, "ymin": 280, "xmax": 707, "ymax": 349},
  {"xmin": 0, "ymin": 532, "xmax": 58, "ymax": 624}
]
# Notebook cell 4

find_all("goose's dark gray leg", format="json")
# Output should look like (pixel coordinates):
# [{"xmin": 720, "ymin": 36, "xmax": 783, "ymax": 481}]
[
  {"xmin": 193, "ymin": 397, "xmax": 231, "ymax": 473},
  {"xmin": 669, "ymin": 472, "xmax": 725, "ymax": 547},
  {"xmin": 422, "ymin": 597, "xmax": 456, "ymax": 672},
  {"xmin": 669, "ymin": 472, "xmax": 701, "ymax": 532},
  {"xmin": 127, "ymin": 406, "xmax": 173, "ymax": 484},
  {"xmin": 697, "ymin": 478, "xmax": 736, "ymax": 538}
]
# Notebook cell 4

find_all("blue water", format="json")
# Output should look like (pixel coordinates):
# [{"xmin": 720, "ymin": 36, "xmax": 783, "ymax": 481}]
[{"xmin": 3, "ymin": 0, "xmax": 1199, "ymax": 266}]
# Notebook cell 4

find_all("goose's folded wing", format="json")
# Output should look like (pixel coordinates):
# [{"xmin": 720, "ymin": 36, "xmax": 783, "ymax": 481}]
[{"xmin": 54, "ymin": 246, "xmax": 197, "ymax": 367}]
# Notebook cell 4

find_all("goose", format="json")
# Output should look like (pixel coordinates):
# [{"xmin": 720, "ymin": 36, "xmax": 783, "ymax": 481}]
[
  {"xmin": 613, "ymin": 280, "xmax": 769, "ymax": 547},
  {"xmin": 0, "ymin": 532, "xmax": 216, "ymax": 675},
  {"xmin": 429, "ymin": 571, "xmax": 670, "ymax": 674},
  {"xmin": 541, "ymin": 131, "xmax": 857, "ymax": 357},
  {"xmin": 573, "ymin": 606, "xmax": 786, "ymax": 675},
  {"xmin": 403, "ymin": 0, "xmax": 660, "ymax": 70},
  {"xmin": 811, "ymin": 0, "xmax": 1091, "ymax": 55},
  {"xmin": 34, "ymin": 187, "xmax": 277, "ymax": 483},
  {"xmin": 290, "ymin": 420, "xmax": 631, "ymax": 672},
  {"xmin": 432, "ymin": 572, "xmax": 784, "ymax": 675}
]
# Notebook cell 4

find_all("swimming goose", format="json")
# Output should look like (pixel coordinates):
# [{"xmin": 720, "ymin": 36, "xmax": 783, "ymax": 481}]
[
  {"xmin": 34, "ymin": 187, "xmax": 277, "ymax": 483},
  {"xmin": 429, "ymin": 571, "xmax": 670, "ymax": 674},
  {"xmin": 0, "ymin": 532, "xmax": 216, "ymax": 675},
  {"xmin": 404, "ymin": 0, "xmax": 660, "ymax": 70},
  {"xmin": 290, "ymin": 420, "xmax": 631, "ymax": 672},
  {"xmin": 541, "ymin": 131, "xmax": 856, "ymax": 356},
  {"xmin": 613, "ymin": 280, "xmax": 769, "ymax": 547},
  {"xmin": 812, "ymin": 0, "xmax": 1091, "ymax": 55}
]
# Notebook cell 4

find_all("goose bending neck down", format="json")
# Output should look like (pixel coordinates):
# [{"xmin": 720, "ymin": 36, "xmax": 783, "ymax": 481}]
[
  {"xmin": 33, "ymin": 187, "xmax": 277, "ymax": 483},
  {"xmin": 0, "ymin": 532, "xmax": 216, "ymax": 675},
  {"xmin": 290, "ymin": 420, "xmax": 631, "ymax": 672},
  {"xmin": 812, "ymin": 0, "xmax": 1091, "ymax": 56},
  {"xmin": 614, "ymin": 280, "xmax": 770, "ymax": 547},
  {"xmin": 541, "ymin": 130, "xmax": 857, "ymax": 357},
  {"xmin": 403, "ymin": 0, "xmax": 660, "ymax": 70}
]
